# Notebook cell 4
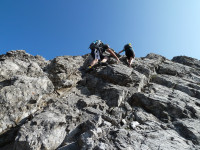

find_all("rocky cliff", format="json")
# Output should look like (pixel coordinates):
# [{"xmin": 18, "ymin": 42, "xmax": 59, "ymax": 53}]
[{"xmin": 0, "ymin": 50, "xmax": 200, "ymax": 150}]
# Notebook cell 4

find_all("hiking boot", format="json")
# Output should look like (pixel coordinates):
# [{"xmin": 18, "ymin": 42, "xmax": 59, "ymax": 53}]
[{"xmin": 101, "ymin": 62, "xmax": 108, "ymax": 66}]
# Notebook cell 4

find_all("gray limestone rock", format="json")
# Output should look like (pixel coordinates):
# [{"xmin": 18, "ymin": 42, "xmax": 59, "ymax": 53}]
[
  {"xmin": 174, "ymin": 119, "xmax": 200, "ymax": 145},
  {"xmin": 172, "ymin": 55, "xmax": 200, "ymax": 70},
  {"xmin": 14, "ymin": 110, "xmax": 67, "ymax": 150},
  {"xmin": 46, "ymin": 55, "xmax": 84, "ymax": 89},
  {"xmin": 0, "ymin": 75, "xmax": 54, "ymax": 146},
  {"xmin": 0, "ymin": 50, "xmax": 200, "ymax": 150}
]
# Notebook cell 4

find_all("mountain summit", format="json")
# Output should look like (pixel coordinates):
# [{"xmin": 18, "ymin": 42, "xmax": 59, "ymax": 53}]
[{"xmin": 0, "ymin": 50, "xmax": 200, "ymax": 150}]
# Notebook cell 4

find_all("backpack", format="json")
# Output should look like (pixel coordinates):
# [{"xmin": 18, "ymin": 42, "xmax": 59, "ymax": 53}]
[
  {"xmin": 124, "ymin": 43, "xmax": 135, "ymax": 57},
  {"xmin": 89, "ymin": 40, "xmax": 103, "ymax": 50}
]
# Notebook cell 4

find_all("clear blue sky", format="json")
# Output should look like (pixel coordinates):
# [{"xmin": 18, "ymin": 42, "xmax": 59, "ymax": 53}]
[{"xmin": 0, "ymin": 0, "xmax": 200, "ymax": 60}]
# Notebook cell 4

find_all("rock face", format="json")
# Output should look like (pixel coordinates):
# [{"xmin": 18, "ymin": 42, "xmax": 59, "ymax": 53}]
[{"xmin": 0, "ymin": 50, "xmax": 200, "ymax": 150}]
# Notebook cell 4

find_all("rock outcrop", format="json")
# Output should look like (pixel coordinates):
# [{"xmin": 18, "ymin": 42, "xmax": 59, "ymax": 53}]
[{"xmin": 0, "ymin": 50, "xmax": 200, "ymax": 150}]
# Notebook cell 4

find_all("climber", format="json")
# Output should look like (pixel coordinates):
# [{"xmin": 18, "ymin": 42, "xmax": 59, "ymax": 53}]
[
  {"xmin": 118, "ymin": 43, "xmax": 135, "ymax": 67},
  {"xmin": 88, "ymin": 40, "xmax": 120, "ymax": 69}
]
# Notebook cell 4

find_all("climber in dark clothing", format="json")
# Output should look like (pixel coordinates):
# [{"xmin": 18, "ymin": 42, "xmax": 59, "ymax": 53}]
[
  {"xmin": 88, "ymin": 40, "xmax": 120, "ymax": 69},
  {"xmin": 118, "ymin": 43, "xmax": 135, "ymax": 67}
]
